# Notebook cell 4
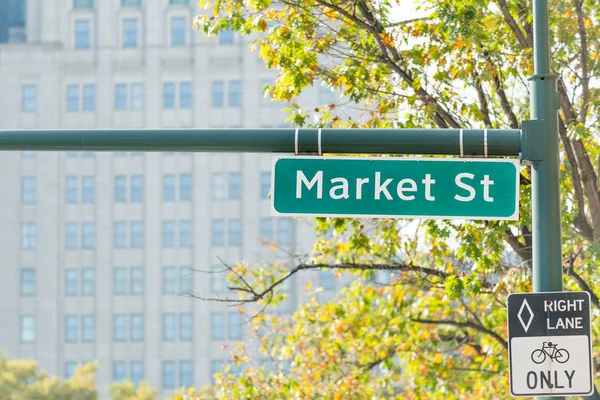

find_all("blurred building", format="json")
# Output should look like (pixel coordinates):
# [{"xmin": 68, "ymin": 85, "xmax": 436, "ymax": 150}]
[{"xmin": 0, "ymin": 0, "xmax": 341, "ymax": 396}]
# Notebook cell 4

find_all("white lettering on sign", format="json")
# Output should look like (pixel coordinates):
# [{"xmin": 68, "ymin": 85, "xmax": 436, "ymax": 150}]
[
  {"xmin": 454, "ymin": 173, "xmax": 476, "ymax": 202},
  {"xmin": 547, "ymin": 317, "xmax": 583, "ymax": 330},
  {"xmin": 544, "ymin": 299, "xmax": 585, "ymax": 312},
  {"xmin": 294, "ymin": 170, "xmax": 498, "ymax": 202},
  {"xmin": 526, "ymin": 370, "xmax": 575, "ymax": 390},
  {"xmin": 296, "ymin": 171, "xmax": 323, "ymax": 199},
  {"xmin": 329, "ymin": 178, "xmax": 349, "ymax": 200},
  {"xmin": 375, "ymin": 172, "xmax": 393, "ymax": 200}
]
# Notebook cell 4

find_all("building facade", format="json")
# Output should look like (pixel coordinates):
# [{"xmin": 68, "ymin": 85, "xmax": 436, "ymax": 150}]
[{"xmin": 0, "ymin": 0, "xmax": 340, "ymax": 396}]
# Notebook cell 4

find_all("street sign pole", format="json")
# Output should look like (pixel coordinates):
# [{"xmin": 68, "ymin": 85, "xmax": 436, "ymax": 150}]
[{"xmin": 531, "ymin": 0, "xmax": 564, "ymax": 399}]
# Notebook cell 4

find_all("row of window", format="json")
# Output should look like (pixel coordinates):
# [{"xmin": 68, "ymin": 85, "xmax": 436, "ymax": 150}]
[
  {"xmin": 66, "ymin": 359, "xmax": 196, "ymax": 390},
  {"xmin": 74, "ymin": 0, "xmax": 192, "ymax": 8},
  {"xmin": 21, "ymin": 78, "xmax": 278, "ymax": 112},
  {"xmin": 20, "ymin": 217, "xmax": 294, "ymax": 250},
  {"xmin": 20, "ymin": 312, "xmax": 243, "ymax": 343},
  {"xmin": 22, "ymin": 172, "xmax": 269, "ymax": 205},
  {"xmin": 20, "ymin": 266, "xmax": 336, "ymax": 299},
  {"xmin": 20, "ymin": 266, "xmax": 194, "ymax": 297}
]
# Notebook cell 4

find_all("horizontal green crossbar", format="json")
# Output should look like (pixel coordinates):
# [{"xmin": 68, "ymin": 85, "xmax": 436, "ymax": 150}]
[{"xmin": 0, "ymin": 128, "xmax": 521, "ymax": 156}]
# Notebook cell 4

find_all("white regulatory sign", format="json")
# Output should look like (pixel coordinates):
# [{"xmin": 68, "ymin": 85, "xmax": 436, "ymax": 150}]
[{"xmin": 507, "ymin": 292, "xmax": 593, "ymax": 397}]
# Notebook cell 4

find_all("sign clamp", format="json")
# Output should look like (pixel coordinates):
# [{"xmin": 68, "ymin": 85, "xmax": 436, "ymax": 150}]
[
  {"xmin": 294, "ymin": 128, "xmax": 323, "ymax": 156},
  {"xmin": 459, "ymin": 128, "xmax": 488, "ymax": 159}
]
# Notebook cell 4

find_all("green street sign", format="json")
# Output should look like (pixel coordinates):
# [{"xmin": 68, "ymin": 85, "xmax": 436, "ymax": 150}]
[{"xmin": 272, "ymin": 156, "xmax": 519, "ymax": 220}]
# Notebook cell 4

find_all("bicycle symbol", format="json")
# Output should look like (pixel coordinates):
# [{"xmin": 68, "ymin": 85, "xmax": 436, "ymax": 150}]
[{"xmin": 531, "ymin": 342, "xmax": 570, "ymax": 364}]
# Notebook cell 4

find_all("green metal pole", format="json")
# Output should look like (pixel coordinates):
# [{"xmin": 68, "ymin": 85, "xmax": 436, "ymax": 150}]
[
  {"xmin": 0, "ymin": 128, "xmax": 521, "ymax": 156},
  {"xmin": 530, "ymin": 0, "xmax": 563, "ymax": 399}
]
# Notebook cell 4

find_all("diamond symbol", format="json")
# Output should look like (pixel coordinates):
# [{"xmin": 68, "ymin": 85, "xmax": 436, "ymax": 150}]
[{"xmin": 517, "ymin": 299, "xmax": 534, "ymax": 332}]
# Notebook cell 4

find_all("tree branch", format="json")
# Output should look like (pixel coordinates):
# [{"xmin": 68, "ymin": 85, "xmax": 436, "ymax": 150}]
[
  {"xmin": 472, "ymin": 71, "xmax": 492, "ymax": 127},
  {"xmin": 565, "ymin": 268, "xmax": 600, "ymax": 308},
  {"xmin": 495, "ymin": 0, "xmax": 531, "ymax": 48},
  {"xmin": 573, "ymin": 0, "xmax": 590, "ymax": 124},
  {"xmin": 411, "ymin": 318, "xmax": 508, "ymax": 350}
]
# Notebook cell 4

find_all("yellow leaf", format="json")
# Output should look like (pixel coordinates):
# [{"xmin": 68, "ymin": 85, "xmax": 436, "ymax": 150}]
[
  {"xmin": 270, "ymin": 242, "xmax": 278, "ymax": 252},
  {"xmin": 306, "ymin": 280, "xmax": 312, "ymax": 290}
]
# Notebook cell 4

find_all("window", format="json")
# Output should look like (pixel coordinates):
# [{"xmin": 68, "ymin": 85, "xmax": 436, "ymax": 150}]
[
  {"xmin": 212, "ymin": 81, "xmax": 224, "ymax": 108},
  {"xmin": 130, "ymin": 267, "xmax": 144, "ymax": 295},
  {"xmin": 22, "ymin": 85, "xmax": 37, "ymax": 112},
  {"xmin": 21, "ymin": 315, "xmax": 35, "ymax": 342},
  {"xmin": 180, "ymin": 313, "xmax": 193, "ymax": 341},
  {"xmin": 67, "ymin": 152, "xmax": 78, "ymax": 158},
  {"xmin": 163, "ymin": 313, "xmax": 176, "ymax": 341},
  {"xmin": 114, "ymin": 314, "xmax": 127, "ymax": 341},
  {"xmin": 130, "ymin": 221, "xmax": 144, "ymax": 248},
  {"xmin": 228, "ymin": 173, "xmax": 242, "ymax": 199},
  {"xmin": 179, "ymin": 220, "xmax": 193, "ymax": 247},
  {"xmin": 180, "ymin": 82, "xmax": 192, "ymax": 109},
  {"xmin": 163, "ymin": 83, "xmax": 175, "ymax": 109},
  {"xmin": 21, "ymin": 223, "xmax": 37, "ymax": 250},
  {"xmin": 171, "ymin": 17, "xmax": 186, "ymax": 46},
  {"xmin": 20, "ymin": 269, "xmax": 36, "ymax": 296},
  {"xmin": 66, "ymin": 223, "xmax": 79, "ymax": 250},
  {"xmin": 229, "ymin": 313, "xmax": 242, "ymax": 340},
  {"xmin": 260, "ymin": 79, "xmax": 273, "ymax": 106},
  {"xmin": 123, "ymin": 18, "xmax": 138, "ymax": 47},
  {"xmin": 229, "ymin": 80, "xmax": 242, "ymax": 107},
  {"xmin": 260, "ymin": 219, "xmax": 274, "ymax": 242},
  {"xmin": 83, "ymin": 152, "xmax": 95, "ymax": 158},
  {"xmin": 260, "ymin": 172, "xmax": 271, "ymax": 199},
  {"xmin": 131, "ymin": 175, "xmax": 144, "ymax": 202},
  {"xmin": 114, "ymin": 268, "xmax": 127, "ymax": 295},
  {"xmin": 113, "ymin": 361, "xmax": 127, "ymax": 382},
  {"xmin": 211, "ymin": 313, "xmax": 224, "ymax": 340},
  {"xmin": 211, "ymin": 219, "xmax": 225, "ymax": 246},
  {"xmin": 114, "ymin": 222, "xmax": 127, "ymax": 248},
  {"xmin": 21, "ymin": 176, "xmax": 36, "ymax": 204},
  {"xmin": 115, "ymin": 84, "xmax": 128, "ymax": 110},
  {"xmin": 169, "ymin": 0, "xmax": 189, "ymax": 4},
  {"xmin": 67, "ymin": 85, "xmax": 79, "ymax": 111},
  {"xmin": 211, "ymin": 173, "xmax": 225, "ymax": 199},
  {"xmin": 228, "ymin": 219, "xmax": 242, "ymax": 247},
  {"xmin": 163, "ymin": 361, "xmax": 176, "ymax": 389},
  {"xmin": 82, "ymin": 268, "xmax": 95, "ymax": 296},
  {"xmin": 163, "ymin": 175, "xmax": 175, "ymax": 201},
  {"xmin": 180, "ymin": 267, "xmax": 193, "ymax": 294},
  {"xmin": 66, "ymin": 269, "xmax": 79, "ymax": 296},
  {"xmin": 122, "ymin": 0, "xmax": 141, "ymax": 6},
  {"xmin": 180, "ymin": 360, "xmax": 193, "ymax": 387},
  {"xmin": 131, "ymin": 362, "xmax": 144, "ymax": 386},
  {"xmin": 82, "ymin": 176, "xmax": 95, "ymax": 203},
  {"xmin": 319, "ymin": 84, "xmax": 335, "ymax": 105},
  {"xmin": 180, "ymin": 174, "xmax": 193, "ymax": 200},
  {"xmin": 65, "ymin": 315, "xmax": 79, "ymax": 342},
  {"xmin": 211, "ymin": 265, "xmax": 226, "ymax": 293},
  {"xmin": 65, "ymin": 362, "xmax": 77, "ymax": 379},
  {"xmin": 278, "ymin": 219, "xmax": 294, "ymax": 246},
  {"xmin": 163, "ymin": 267, "xmax": 176, "ymax": 294},
  {"xmin": 163, "ymin": 221, "xmax": 176, "ymax": 247},
  {"xmin": 74, "ymin": 20, "xmax": 90, "ymax": 49},
  {"xmin": 74, "ymin": 0, "xmax": 93, "ymax": 7},
  {"xmin": 219, "ymin": 29, "xmax": 234, "ymax": 45},
  {"xmin": 22, "ymin": 151, "xmax": 37, "ymax": 158},
  {"xmin": 83, "ymin": 84, "xmax": 96, "ymax": 111},
  {"xmin": 211, "ymin": 360, "xmax": 224, "ymax": 382},
  {"xmin": 131, "ymin": 84, "xmax": 144, "ymax": 110},
  {"xmin": 115, "ymin": 176, "xmax": 127, "ymax": 202},
  {"xmin": 130, "ymin": 314, "xmax": 144, "ymax": 341},
  {"xmin": 320, "ymin": 269, "xmax": 335, "ymax": 290},
  {"xmin": 82, "ymin": 222, "xmax": 96, "ymax": 249},
  {"xmin": 66, "ymin": 177, "xmax": 78, "ymax": 204},
  {"xmin": 82, "ymin": 315, "xmax": 95, "ymax": 342}
]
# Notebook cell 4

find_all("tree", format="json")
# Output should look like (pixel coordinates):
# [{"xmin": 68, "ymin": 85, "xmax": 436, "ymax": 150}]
[{"xmin": 195, "ymin": 0, "xmax": 600, "ymax": 398}]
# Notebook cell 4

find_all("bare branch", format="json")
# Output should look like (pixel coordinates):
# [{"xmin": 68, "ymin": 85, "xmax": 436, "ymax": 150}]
[
  {"xmin": 495, "ymin": 0, "xmax": 531, "ymax": 48},
  {"xmin": 573, "ymin": 0, "xmax": 590, "ymax": 123},
  {"xmin": 412, "ymin": 318, "xmax": 508, "ymax": 350},
  {"xmin": 473, "ymin": 71, "xmax": 493, "ymax": 127}
]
